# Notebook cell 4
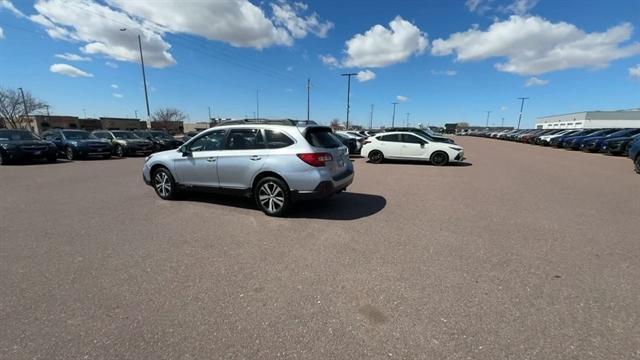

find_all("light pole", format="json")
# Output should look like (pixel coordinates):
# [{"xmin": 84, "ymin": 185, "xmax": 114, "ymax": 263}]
[
  {"xmin": 485, "ymin": 111, "xmax": 492, "ymax": 127},
  {"xmin": 306, "ymin": 78, "xmax": 311, "ymax": 121},
  {"xmin": 341, "ymin": 73, "xmax": 357, "ymax": 129},
  {"xmin": 83, "ymin": 108, "xmax": 87, "ymax": 118},
  {"xmin": 120, "ymin": 29, "xmax": 151, "ymax": 122},
  {"xmin": 391, "ymin": 102, "xmax": 399, "ymax": 127},
  {"xmin": 517, "ymin": 97, "xmax": 530, "ymax": 130},
  {"xmin": 134, "ymin": 110, "xmax": 138, "ymax": 119},
  {"xmin": 405, "ymin": 112, "xmax": 411, "ymax": 127},
  {"xmin": 369, "ymin": 104, "xmax": 374, "ymax": 129}
]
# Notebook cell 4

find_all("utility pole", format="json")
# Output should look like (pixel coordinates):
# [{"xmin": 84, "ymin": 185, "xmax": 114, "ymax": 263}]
[
  {"xmin": 517, "ymin": 97, "xmax": 530, "ymax": 130},
  {"xmin": 134, "ymin": 110, "xmax": 138, "ymax": 119},
  {"xmin": 18, "ymin": 87, "xmax": 29, "ymax": 126},
  {"xmin": 44, "ymin": 104, "xmax": 50, "ymax": 116},
  {"xmin": 306, "ymin": 78, "xmax": 311, "ymax": 121},
  {"xmin": 485, "ymin": 111, "xmax": 492, "ymax": 127},
  {"xmin": 369, "ymin": 104, "xmax": 374, "ymax": 129},
  {"xmin": 341, "ymin": 73, "xmax": 357, "ymax": 129},
  {"xmin": 391, "ymin": 102, "xmax": 399, "ymax": 127},
  {"xmin": 405, "ymin": 112, "xmax": 411, "ymax": 127},
  {"xmin": 256, "ymin": 89, "xmax": 260, "ymax": 120},
  {"xmin": 501, "ymin": 117, "xmax": 505, "ymax": 127},
  {"xmin": 83, "ymin": 108, "xmax": 87, "ymax": 118},
  {"xmin": 120, "ymin": 29, "xmax": 151, "ymax": 122},
  {"xmin": 208, "ymin": 106, "xmax": 211, "ymax": 120}
]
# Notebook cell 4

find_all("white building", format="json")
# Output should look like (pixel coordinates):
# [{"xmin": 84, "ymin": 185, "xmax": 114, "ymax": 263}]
[{"xmin": 536, "ymin": 110, "xmax": 640, "ymax": 129}]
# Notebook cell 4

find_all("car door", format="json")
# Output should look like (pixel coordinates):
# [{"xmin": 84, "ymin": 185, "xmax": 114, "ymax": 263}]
[
  {"xmin": 401, "ymin": 134, "xmax": 429, "ymax": 159},
  {"xmin": 376, "ymin": 134, "xmax": 403, "ymax": 158},
  {"xmin": 173, "ymin": 129, "xmax": 226, "ymax": 188},
  {"xmin": 216, "ymin": 128, "xmax": 268, "ymax": 190}
]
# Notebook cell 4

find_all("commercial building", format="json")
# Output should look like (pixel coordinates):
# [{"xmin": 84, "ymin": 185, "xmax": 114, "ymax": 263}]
[
  {"xmin": 99, "ymin": 117, "xmax": 145, "ymax": 130},
  {"xmin": 536, "ymin": 110, "xmax": 640, "ymax": 129},
  {"xmin": 183, "ymin": 122, "xmax": 213, "ymax": 133}
]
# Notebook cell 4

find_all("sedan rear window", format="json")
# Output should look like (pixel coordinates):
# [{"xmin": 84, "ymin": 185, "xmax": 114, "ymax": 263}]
[{"xmin": 305, "ymin": 128, "xmax": 341, "ymax": 148}]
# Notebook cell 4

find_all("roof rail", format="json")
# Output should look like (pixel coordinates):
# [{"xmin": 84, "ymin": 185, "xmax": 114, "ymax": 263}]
[{"xmin": 216, "ymin": 118, "xmax": 318, "ymax": 127}]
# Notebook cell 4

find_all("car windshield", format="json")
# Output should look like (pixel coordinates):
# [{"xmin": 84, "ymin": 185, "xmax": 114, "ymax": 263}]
[
  {"xmin": 0, "ymin": 130, "xmax": 39, "ymax": 141},
  {"xmin": 63, "ymin": 131, "xmax": 94, "ymax": 140},
  {"xmin": 150, "ymin": 131, "xmax": 173, "ymax": 139},
  {"xmin": 113, "ymin": 131, "xmax": 139, "ymax": 140}
]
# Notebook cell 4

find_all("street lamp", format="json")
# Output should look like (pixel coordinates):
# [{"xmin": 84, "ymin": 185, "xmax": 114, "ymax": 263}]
[{"xmin": 120, "ymin": 28, "xmax": 151, "ymax": 123}]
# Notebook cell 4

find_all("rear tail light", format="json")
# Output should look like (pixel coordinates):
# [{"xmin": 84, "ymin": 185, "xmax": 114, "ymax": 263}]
[{"xmin": 297, "ymin": 152, "xmax": 333, "ymax": 167}]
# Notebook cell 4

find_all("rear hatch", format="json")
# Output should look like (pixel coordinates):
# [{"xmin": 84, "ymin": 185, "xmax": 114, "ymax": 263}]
[{"xmin": 303, "ymin": 126, "xmax": 350, "ymax": 176}]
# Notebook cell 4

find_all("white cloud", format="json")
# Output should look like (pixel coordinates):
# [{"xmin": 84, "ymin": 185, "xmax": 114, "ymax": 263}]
[
  {"xmin": 500, "ymin": 106, "xmax": 508, "ymax": 111},
  {"xmin": 396, "ymin": 95, "xmax": 409, "ymax": 102},
  {"xmin": 319, "ymin": 54, "xmax": 339, "ymax": 68},
  {"xmin": 30, "ymin": 0, "xmax": 330, "ymax": 69},
  {"xmin": 110, "ymin": 84, "xmax": 119, "ymax": 89},
  {"xmin": 112, "ymin": 93, "xmax": 123, "ymax": 98},
  {"xmin": 525, "ymin": 76, "xmax": 549, "ymax": 86},
  {"xmin": 431, "ymin": 69, "xmax": 457, "ymax": 76},
  {"xmin": 286, "ymin": 65, "xmax": 293, "ymax": 71},
  {"xmin": 54, "ymin": 53, "xmax": 91, "ymax": 61},
  {"xmin": 465, "ymin": 0, "xmax": 493, "ymax": 14},
  {"xmin": 500, "ymin": 0, "xmax": 539, "ymax": 16},
  {"xmin": 432, "ymin": 16, "xmax": 640, "ymax": 76},
  {"xmin": 49, "ymin": 63, "xmax": 93, "ymax": 77},
  {"xmin": 356, "ymin": 69, "xmax": 376, "ymax": 82},
  {"xmin": 0, "ymin": 0, "xmax": 25, "ymax": 17},
  {"xmin": 105, "ymin": 61, "xmax": 118, "ymax": 68},
  {"xmin": 630, "ymin": 64, "xmax": 640, "ymax": 78},
  {"xmin": 0, "ymin": 26, "xmax": 4, "ymax": 39},
  {"xmin": 342, "ymin": 16, "xmax": 428, "ymax": 68},
  {"xmin": 466, "ymin": 0, "xmax": 538, "ymax": 15},
  {"xmin": 270, "ymin": 0, "xmax": 333, "ymax": 39}
]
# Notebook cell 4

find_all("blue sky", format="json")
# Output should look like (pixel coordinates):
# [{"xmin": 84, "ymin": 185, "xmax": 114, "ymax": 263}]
[{"xmin": 0, "ymin": 0, "xmax": 639, "ymax": 128}]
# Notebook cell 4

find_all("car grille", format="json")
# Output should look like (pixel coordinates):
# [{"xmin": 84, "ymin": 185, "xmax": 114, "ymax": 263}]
[
  {"xmin": 20, "ymin": 145, "xmax": 48, "ymax": 152},
  {"xmin": 89, "ymin": 143, "xmax": 109, "ymax": 150}
]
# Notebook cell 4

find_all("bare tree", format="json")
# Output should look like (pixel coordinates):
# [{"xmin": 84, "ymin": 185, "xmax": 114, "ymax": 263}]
[
  {"xmin": 0, "ymin": 87, "xmax": 47, "ymax": 129},
  {"xmin": 151, "ymin": 108, "xmax": 187, "ymax": 122},
  {"xmin": 330, "ymin": 118, "xmax": 342, "ymax": 131}
]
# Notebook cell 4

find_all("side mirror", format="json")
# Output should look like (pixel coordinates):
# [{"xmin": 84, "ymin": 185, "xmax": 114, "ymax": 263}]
[
  {"xmin": 420, "ymin": 142, "xmax": 425, "ymax": 148},
  {"xmin": 180, "ymin": 146, "xmax": 191, "ymax": 157}
]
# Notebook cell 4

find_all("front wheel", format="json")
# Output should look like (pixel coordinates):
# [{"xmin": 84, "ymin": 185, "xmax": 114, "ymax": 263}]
[
  {"xmin": 635, "ymin": 155, "xmax": 640, "ymax": 174},
  {"xmin": 114, "ymin": 145, "xmax": 125, "ymax": 158},
  {"xmin": 255, "ymin": 177, "xmax": 291, "ymax": 217},
  {"xmin": 430, "ymin": 151, "xmax": 449, "ymax": 166},
  {"xmin": 64, "ymin": 147, "xmax": 75, "ymax": 161},
  {"xmin": 368, "ymin": 150, "xmax": 384, "ymax": 164},
  {"xmin": 152, "ymin": 167, "xmax": 177, "ymax": 200}
]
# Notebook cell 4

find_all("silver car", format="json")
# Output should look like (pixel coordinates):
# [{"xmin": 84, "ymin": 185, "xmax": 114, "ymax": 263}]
[{"xmin": 142, "ymin": 120, "xmax": 354, "ymax": 216}]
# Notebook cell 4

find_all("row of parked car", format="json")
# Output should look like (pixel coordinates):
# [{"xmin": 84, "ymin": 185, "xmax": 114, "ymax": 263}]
[
  {"xmin": 467, "ymin": 128, "xmax": 640, "ymax": 174},
  {"xmin": 0, "ymin": 128, "xmax": 184, "ymax": 164}
]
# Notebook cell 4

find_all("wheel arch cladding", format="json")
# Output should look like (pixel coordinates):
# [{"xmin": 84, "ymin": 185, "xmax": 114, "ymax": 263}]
[{"xmin": 252, "ymin": 171, "xmax": 289, "ymax": 192}]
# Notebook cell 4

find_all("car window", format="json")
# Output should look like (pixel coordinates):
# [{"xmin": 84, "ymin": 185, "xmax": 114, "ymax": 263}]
[
  {"xmin": 305, "ymin": 127, "xmax": 341, "ymax": 148},
  {"xmin": 378, "ymin": 134, "xmax": 401, "ymax": 142},
  {"xmin": 402, "ymin": 134, "xmax": 425, "ymax": 144},
  {"xmin": 265, "ymin": 129, "xmax": 294, "ymax": 149},
  {"xmin": 189, "ymin": 130, "xmax": 226, "ymax": 152},
  {"xmin": 224, "ymin": 129, "xmax": 265, "ymax": 150}
]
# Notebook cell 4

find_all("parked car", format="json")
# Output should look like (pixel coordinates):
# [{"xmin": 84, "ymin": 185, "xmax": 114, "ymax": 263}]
[
  {"xmin": 536, "ymin": 129, "xmax": 580, "ymax": 146},
  {"xmin": 0, "ymin": 129, "xmax": 57, "ymax": 165},
  {"xmin": 142, "ymin": 119, "xmax": 353, "ymax": 216},
  {"xmin": 563, "ymin": 129, "xmax": 619, "ymax": 150},
  {"xmin": 550, "ymin": 129, "xmax": 598, "ymax": 148},
  {"xmin": 629, "ymin": 138, "xmax": 640, "ymax": 174},
  {"xmin": 383, "ymin": 127, "xmax": 455, "ymax": 144},
  {"xmin": 92, "ymin": 130, "xmax": 154, "ymax": 157},
  {"xmin": 361, "ymin": 131, "xmax": 464, "ymax": 166},
  {"xmin": 581, "ymin": 129, "xmax": 640, "ymax": 152},
  {"xmin": 334, "ymin": 132, "xmax": 359, "ymax": 154},
  {"xmin": 41, "ymin": 129, "xmax": 113, "ymax": 160},
  {"xmin": 133, "ymin": 130, "xmax": 183, "ymax": 152},
  {"xmin": 182, "ymin": 131, "xmax": 201, "ymax": 142},
  {"xmin": 602, "ymin": 133, "xmax": 640, "ymax": 156}
]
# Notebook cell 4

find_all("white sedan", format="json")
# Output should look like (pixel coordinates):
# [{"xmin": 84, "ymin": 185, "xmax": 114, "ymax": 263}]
[{"xmin": 361, "ymin": 131, "xmax": 464, "ymax": 166}]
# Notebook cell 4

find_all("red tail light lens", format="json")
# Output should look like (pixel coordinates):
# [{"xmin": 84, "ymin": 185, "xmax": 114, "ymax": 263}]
[{"xmin": 297, "ymin": 153, "xmax": 333, "ymax": 167}]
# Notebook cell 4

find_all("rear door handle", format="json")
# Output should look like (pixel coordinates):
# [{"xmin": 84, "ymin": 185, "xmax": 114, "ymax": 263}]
[
  {"xmin": 250, "ymin": 155, "xmax": 261, "ymax": 161},
  {"xmin": 206, "ymin": 157, "xmax": 216, "ymax": 162}
]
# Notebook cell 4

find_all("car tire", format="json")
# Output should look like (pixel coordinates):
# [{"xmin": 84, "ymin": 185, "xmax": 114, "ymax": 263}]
[
  {"xmin": 430, "ymin": 151, "xmax": 449, "ymax": 166},
  {"xmin": 152, "ymin": 167, "xmax": 177, "ymax": 200},
  {"xmin": 114, "ymin": 145, "xmax": 125, "ymax": 158},
  {"xmin": 0, "ymin": 151, "xmax": 10, "ymax": 165},
  {"xmin": 635, "ymin": 155, "xmax": 640, "ymax": 175},
  {"xmin": 64, "ymin": 147, "xmax": 75, "ymax": 161},
  {"xmin": 368, "ymin": 150, "xmax": 384, "ymax": 164},
  {"xmin": 254, "ymin": 177, "xmax": 291, "ymax": 217}
]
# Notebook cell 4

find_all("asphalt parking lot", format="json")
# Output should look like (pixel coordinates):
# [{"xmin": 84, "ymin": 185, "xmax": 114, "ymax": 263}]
[{"xmin": 1, "ymin": 136, "xmax": 639, "ymax": 359}]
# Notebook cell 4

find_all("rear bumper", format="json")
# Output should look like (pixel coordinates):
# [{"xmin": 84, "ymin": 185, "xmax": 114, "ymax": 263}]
[{"xmin": 292, "ymin": 168, "xmax": 354, "ymax": 201}]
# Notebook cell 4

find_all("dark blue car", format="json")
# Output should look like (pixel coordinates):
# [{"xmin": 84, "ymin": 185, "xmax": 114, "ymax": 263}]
[
  {"xmin": 602, "ymin": 133, "xmax": 640, "ymax": 156},
  {"xmin": 629, "ymin": 137, "xmax": 640, "ymax": 174},
  {"xmin": 550, "ymin": 129, "xmax": 598, "ymax": 148},
  {"xmin": 563, "ymin": 129, "xmax": 620, "ymax": 150},
  {"xmin": 42, "ymin": 129, "xmax": 113, "ymax": 160},
  {"xmin": 581, "ymin": 128, "xmax": 640, "ymax": 152}
]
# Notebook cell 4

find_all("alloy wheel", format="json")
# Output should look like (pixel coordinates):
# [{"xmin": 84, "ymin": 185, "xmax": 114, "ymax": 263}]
[
  {"xmin": 369, "ymin": 150, "xmax": 383, "ymax": 164},
  {"xmin": 154, "ymin": 171, "xmax": 172, "ymax": 198},
  {"xmin": 115, "ymin": 145, "xmax": 124, "ymax": 157},
  {"xmin": 258, "ymin": 182, "xmax": 285, "ymax": 214},
  {"xmin": 65, "ymin": 147, "xmax": 74, "ymax": 161},
  {"xmin": 431, "ymin": 151, "xmax": 449, "ymax": 166}
]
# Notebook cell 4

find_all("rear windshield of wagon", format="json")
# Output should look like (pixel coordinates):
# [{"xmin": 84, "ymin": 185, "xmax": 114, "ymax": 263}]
[{"xmin": 305, "ymin": 127, "xmax": 341, "ymax": 148}]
